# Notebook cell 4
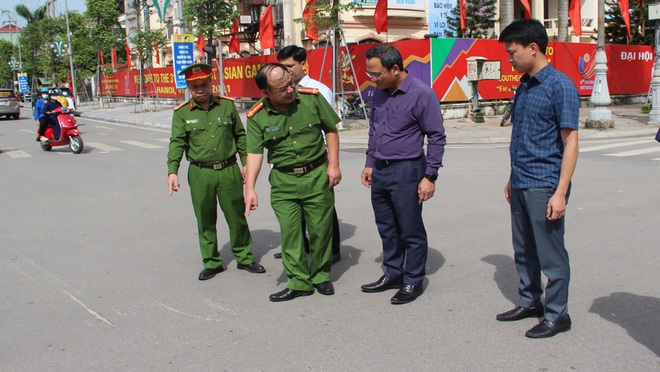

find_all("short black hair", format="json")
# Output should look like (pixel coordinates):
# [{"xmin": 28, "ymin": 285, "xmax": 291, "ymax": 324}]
[
  {"xmin": 255, "ymin": 63, "xmax": 290, "ymax": 90},
  {"xmin": 277, "ymin": 45, "xmax": 307, "ymax": 63},
  {"xmin": 365, "ymin": 44, "xmax": 404, "ymax": 71},
  {"xmin": 498, "ymin": 19, "xmax": 548, "ymax": 54}
]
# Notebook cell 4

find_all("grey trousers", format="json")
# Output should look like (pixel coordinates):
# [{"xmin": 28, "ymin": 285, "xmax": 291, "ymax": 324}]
[{"xmin": 510, "ymin": 188, "xmax": 570, "ymax": 322}]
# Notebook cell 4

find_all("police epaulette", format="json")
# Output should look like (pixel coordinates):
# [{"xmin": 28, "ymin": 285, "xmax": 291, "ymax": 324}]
[
  {"xmin": 298, "ymin": 87, "xmax": 319, "ymax": 95},
  {"xmin": 174, "ymin": 100, "xmax": 189, "ymax": 111},
  {"xmin": 247, "ymin": 102, "xmax": 264, "ymax": 118},
  {"xmin": 219, "ymin": 95, "xmax": 235, "ymax": 101}
]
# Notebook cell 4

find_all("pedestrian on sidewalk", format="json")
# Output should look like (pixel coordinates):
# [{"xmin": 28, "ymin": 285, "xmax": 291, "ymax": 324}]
[
  {"xmin": 276, "ymin": 44, "xmax": 342, "ymax": 264},
  {"xmin": 496, "ymin": 19, "xmax": 579, "ymax": 339},
  {"xmin": 166, "ymin": 63, "xmax": 265, "ymax": 281},
  {"xmin": 244, "ymin": 63, "xmax": 341, "ymax": 302},
  {"xmin": 360, "ymin": 44, "xmax": 446, "ymax": 305}
]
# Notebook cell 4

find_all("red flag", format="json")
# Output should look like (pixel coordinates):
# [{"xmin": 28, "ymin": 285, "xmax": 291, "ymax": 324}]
[
  {"xmin": 569, "ymin": 0, "xmax": 582, "ymax": 36},
  {"xmin": 229, "ymin": 18, "xmax": 240, "ymax": 53},
  {"xmin": 111, "ymin": 48, "xmax": 117, "ymax": 68},
  {"xmin": 302, "ymin": 0, "xmax": 318, "ymax": 40},
  {"xmin": 460, "ymin": 0, "xmax": 466, "ymax": 31},
  {"xmin": 197, "ymin": 35, "xmax": 205, "ymax": 55},
  {"xmin": 259, "ymin": 5, "xmax": 275, "ymax": 50},
  {"xmin": 618, "ymin": 0, "xmax": 631, "ymax": 38},
  {"xmin": 125, "ymin": 43, "xmax": 132, "ymax": 69},
  {"xmin": 100, "ymin": 50, "xmax": 105, "ymax": 65},
  {"xmin": 519, "ymin": 0, "xmax": 531, "ymax": 19},
  {"xmin": 374, "ymin": 0, "xmax": 388, "ymax": 34}
]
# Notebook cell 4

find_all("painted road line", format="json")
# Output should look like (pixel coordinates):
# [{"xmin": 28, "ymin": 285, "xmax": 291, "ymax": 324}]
[
  {"xmin": 604, "ymin": 147, "xmax": 660, "ymax": 157},
  {"xmin": 119, "ymin": 140, "xmax": 163, "ymax": 149},
  {"xmin": 87, "ymin": 142, "xmax": 122, "ymax": 152},
  {"xmin": 580, "ymin": 139, "xmax": 652, "ymax": 152},
  {"xmin": 2, "ymin": 149, "xmax": 31, "ymax": 158}
]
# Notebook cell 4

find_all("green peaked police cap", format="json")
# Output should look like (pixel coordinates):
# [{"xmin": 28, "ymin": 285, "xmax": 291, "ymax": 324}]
[{"xmin": 179, "ymin": 63, "xmax": 213, "ymax": 82}]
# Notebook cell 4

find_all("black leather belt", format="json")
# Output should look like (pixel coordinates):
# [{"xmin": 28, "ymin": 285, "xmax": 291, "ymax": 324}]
[
  {"xmin": 191, "ymin": 156, "xmax": 237, "ymax": 170},
  {"xmin": 377, "ymin": 155, "xmax": 422, "ymax": 166},
  {"xmin": 276, "ymin": 154, "xmax": 328, "ymax": 174}
]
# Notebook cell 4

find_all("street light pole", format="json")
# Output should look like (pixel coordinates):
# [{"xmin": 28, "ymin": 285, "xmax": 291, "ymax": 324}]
[
  {"xmin": 64, "ymin": 0, "xmax": 78, "ymax": 101},
  {"xmin": 586, "ymin": 0, "xmax": 614, "ymax": 129}
]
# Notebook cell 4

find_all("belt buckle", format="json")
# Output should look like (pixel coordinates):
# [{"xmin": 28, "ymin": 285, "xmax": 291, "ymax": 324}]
[
  {"xmin": 213, "ymin": 163, "xmax": 224, "ymax": 170},
  {"xmin": 293, "ymin": 167, "xmax": 305, "ymax": 174}
]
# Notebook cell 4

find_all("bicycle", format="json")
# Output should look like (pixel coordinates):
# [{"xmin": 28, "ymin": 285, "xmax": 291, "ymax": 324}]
[{"xmin": 500, "ymin": 86, "xmax": 517, "ymax": 127}]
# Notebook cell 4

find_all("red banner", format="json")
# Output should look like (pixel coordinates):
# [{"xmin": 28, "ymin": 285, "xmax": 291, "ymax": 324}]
[{"xmin": 99, "ymin": 39, "xmax": 653, "ymax": 102}]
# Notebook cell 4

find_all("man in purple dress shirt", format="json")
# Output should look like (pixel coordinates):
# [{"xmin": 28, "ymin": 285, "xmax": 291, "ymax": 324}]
[{"xmin": 360, "ymin": 44, "xmax": 446, "ymax": 305}]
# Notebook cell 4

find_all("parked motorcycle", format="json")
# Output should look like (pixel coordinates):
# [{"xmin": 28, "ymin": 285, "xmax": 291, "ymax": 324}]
[
  {"xmin": 500, "ymin": 86, "xmax": 517, "ymax": 127},
  {"xmin": 38, "ymin": 106, "xmax": 84, "ymax": 154},
  {"xmin": 340, "ymin": 93, "xmax": 368, "ymax": 120}
]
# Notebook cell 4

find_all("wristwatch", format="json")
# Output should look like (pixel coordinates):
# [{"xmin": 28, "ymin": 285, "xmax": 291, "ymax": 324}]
[{"xmin": 423, "ymin": 173, "xmax": 438, "ymax": 182}]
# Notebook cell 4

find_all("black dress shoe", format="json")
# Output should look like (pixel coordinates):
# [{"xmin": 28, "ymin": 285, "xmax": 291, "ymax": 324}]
[
  {"xmin": 525, "ymin": 315, "xmax": 572, "ymax": 338},
  {"xmin": 496, "ymin": 305, "xmax": 545, "ymax": 322},
  {"xmin": 332, "ymin": 254, "xmax": 341, "ymax": 264},
  {"xmin": 390, "ymin": 284, "xmax": 424, "ymax": 304},
  {"xmin": 198, "ymin": 266, "xmax": 224, "ymax": 281},
  {"xmin": 273, "ymin": 252, "xmax": 282, "ymax": 259},
  {"xmin": 313, "ymin": 281, "xmax": 335, "ymax": 295},
  {"xmin": 361, "ymin": 275, "xmax": 404, "ymax": 293},
  {"xmin": 269, "ymin": 288, "xmax": 314, "ymax": 302},
  {"xmin": 236, "ymin": 262, "xmax": 266, "ymax": 274}
]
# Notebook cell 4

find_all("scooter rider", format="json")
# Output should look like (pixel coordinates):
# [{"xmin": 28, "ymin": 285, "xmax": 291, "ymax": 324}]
[
  {"xmin": 34, "ymin": 87, "xmax": 50, "ymax": 142},
  {"xmin": 44, "ymin": 90, "xmax": 63, "ymax": 140}
]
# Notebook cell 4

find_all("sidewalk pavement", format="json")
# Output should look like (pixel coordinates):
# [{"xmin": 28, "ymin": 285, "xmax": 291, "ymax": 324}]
[{"xmin": 78, "ymin": 101, "xmax": 659, "ymax": 145}]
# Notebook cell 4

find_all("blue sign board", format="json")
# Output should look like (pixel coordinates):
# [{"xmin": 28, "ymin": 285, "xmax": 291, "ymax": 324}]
[
  {"xmin": 172, "ymin": 34, "xmax": 195, "ymax": 89},
  {"xmin": 18, "ymin": 73, "xmax": 30, "ymax": 93}
]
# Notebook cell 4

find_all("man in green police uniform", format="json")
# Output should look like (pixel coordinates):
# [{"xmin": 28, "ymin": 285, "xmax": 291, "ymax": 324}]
[
  {"xmin": 167, "ymin": 63, "xmax": 265, "ymax": 281},
  {"xmin": 244, "ymin": 63, "xmax": 341, "ymax": 302}
]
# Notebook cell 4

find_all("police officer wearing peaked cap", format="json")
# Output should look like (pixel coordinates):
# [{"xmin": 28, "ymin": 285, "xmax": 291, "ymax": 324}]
[{"xmin": 167, "ymin": 63, "xmax": 266, "ymax": 281}]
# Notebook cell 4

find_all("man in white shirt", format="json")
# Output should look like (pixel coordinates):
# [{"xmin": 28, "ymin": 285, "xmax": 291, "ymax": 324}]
[{"xmin": 277, "ymin": 45, "xmax": 341, "ymax": 264}]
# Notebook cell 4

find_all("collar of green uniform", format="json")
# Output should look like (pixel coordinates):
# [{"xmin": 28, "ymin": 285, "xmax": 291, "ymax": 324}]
[
  {"xmin": 261, "ymin": 94, "xmax": 301, "ymax": 114},
  {"xmin": 190, "ymin": 96, "xmax": 222, "ymax": 110}
]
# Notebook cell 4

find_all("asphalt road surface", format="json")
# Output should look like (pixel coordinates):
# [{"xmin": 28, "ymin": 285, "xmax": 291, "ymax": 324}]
[{"xmin": 2, "ymin": 108, "xmax": 659, "ymax": 370}]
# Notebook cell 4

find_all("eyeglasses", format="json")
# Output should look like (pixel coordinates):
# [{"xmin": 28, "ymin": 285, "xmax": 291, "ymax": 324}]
[{"xmin": 366, "ymin": 70, "xmax": 388, "ymax": 80}]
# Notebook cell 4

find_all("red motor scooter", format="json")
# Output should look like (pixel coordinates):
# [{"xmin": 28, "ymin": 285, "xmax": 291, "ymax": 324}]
[{"xmin": 38, "ymin": 106, "xmax": 84, "ymax": 154}]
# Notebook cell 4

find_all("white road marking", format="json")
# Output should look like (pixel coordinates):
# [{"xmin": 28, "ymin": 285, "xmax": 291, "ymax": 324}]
[
  {"xmin": 87, "ymin": 142, "xmax": 122, "ymax": 152},
  {"xmin": 95, "ymin": 125, "xmax": 113, "ymax": 130},
  {"xmin": 3, "ymin": 149, "xmax": 31, "ymax": 158},
  {"xmin": 120, "ymin": 140, "xmax": 162, "ymax": 149},
  {"xmin": 580, "ymin": 139, "xmax": 652, "ymax": 152},
  {"xmin": 605, "ymin": 147, "xmax": 660, "ymax": 157},
  {"xmin": 155, "ymin": 138, "xmax": 170, "ymax": 143}
]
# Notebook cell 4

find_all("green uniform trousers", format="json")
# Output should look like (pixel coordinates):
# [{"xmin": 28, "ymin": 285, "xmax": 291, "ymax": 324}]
[
  {"xmin": 270, "ymin": 164, "xmax": 334, "ymax": 291},
  {"xmin": 188, "ymin": 163, "xmax": 254, "ymax": 269}
]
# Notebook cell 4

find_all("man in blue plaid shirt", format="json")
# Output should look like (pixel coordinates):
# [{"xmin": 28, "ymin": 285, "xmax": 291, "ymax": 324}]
[{"xmin": 495, "ymin": 19, "xmax": 580, "ymax": 339}]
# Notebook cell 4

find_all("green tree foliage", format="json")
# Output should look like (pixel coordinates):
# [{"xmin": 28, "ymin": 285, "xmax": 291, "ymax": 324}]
[
  {"xmin": 0, "ymin": 40, "xmax": 15, "ymax": 87},
  {"xmin": 295, "ymin": 0, "xmax": 362, "ymax": 37},
  {"xmin": 130, "ymin": 29, "xmax": 169, "ymax": 68},
  {"xmin": 183, "ymin": 0, "xmax": 239, "ymax": 49},
  {"xmin": 14, "ymin": 4, "xmax": 47, "ymax": 24},
  {"xmin": 444, "ymin": 0, "xmax": 498, "ymax": 38},
  {"xmin": 605, "ymin": 1, "xmax": 652, "ymax": 45},
  {"xmin": 85, "ymin": 0, "xmax": 126, "ymax": 67}
]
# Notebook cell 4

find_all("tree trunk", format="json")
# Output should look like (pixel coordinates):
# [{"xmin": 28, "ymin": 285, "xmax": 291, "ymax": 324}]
[
  {"xmin": 558, "ymin": 0, "xmax": 569, "ymax": 42},
  {"xmin": 500, "ymin": 0, "xmax": 513, "ymax": 31}
]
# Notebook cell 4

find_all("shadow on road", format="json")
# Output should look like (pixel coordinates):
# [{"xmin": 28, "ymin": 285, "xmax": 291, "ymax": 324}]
[
  {"xmin": 481, "ymin": 254, "xmax": 519, "ymax": 305},
  {"xmin": 590, "ymin": 292, "xmax": 660, "ymax": 358}
]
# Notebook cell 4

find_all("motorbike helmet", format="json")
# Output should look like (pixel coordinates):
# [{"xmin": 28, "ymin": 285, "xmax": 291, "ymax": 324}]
[{"xmin": 40, "ymin": 87, "xmax": 49, "ymax": 93}]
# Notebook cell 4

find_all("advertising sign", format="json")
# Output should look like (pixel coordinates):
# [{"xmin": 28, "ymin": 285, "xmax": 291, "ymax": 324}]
[
  {"xmin": 172, "ymin": 34, "xmax": 195, "ymax": 89},
  {"xmin": 18, "ymin": 73, "xmax": 29, "ymax": 93}
]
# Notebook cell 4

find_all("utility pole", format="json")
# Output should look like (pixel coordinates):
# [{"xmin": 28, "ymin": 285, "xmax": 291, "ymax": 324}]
[
  {"xmin": 648, "ymin": 3, "xmax": 660, "ymax": 123},
  {"xmin": 64, "ymin": 0, "xmax": 77, "ymax": 101}
]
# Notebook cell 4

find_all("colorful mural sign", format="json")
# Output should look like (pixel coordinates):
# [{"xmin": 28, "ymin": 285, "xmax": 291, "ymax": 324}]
[{"xmin": 99, "ymin": 38, "xmax": 654, "ymax": 103}]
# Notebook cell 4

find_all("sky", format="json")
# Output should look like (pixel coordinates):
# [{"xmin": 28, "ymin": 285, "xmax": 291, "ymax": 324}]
[{"xmin": 1, "ymin": 0, "xmax": 88, "ymax": 28}]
